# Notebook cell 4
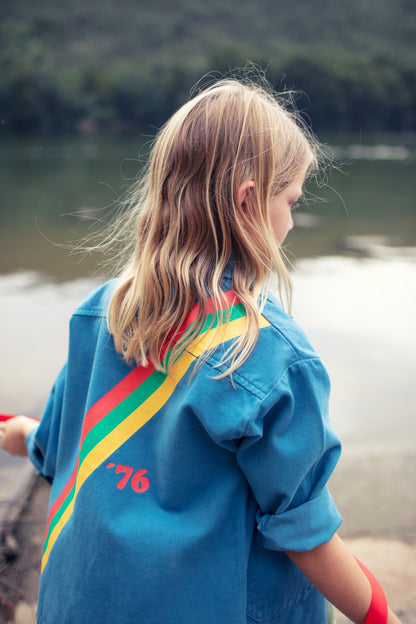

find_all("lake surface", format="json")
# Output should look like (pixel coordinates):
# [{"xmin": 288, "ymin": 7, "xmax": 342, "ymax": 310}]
[
  {"xmin": 0, "ymin": 134, "xmax": 415, "ymax": 539},
  {"xmin": 0, "ymin": 134, "xmax": 415, "ymax": 278}
]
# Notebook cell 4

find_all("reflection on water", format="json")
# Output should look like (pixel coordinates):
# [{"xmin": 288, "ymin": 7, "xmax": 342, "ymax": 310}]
[
  {"xmin": 292, "ymin": 256, "xmax": 416, "ymax": 451},
  {"xmin": 0, "ymin": 272, "xmax": 99, "ymax": 415},
  {"xmin": 331, "ymin": 143, "xmax": 414, "ymax": 161}
]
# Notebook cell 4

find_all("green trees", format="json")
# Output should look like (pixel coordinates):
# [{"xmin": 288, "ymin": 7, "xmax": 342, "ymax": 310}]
[{"xmin": 1, "ymin": 0, "xmax": 414, "ymax": 134}]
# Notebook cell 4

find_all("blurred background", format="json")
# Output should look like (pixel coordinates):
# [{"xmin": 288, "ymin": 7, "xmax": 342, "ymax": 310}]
[{"xmin": 0, "ymin": 0, "xmax": 415, "ymax": 572}]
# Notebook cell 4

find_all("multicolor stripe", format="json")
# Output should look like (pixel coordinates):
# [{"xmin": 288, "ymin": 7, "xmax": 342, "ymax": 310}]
[{"xmin": 41, "ymin": 290, "xmax": 270, "ymax": 572}]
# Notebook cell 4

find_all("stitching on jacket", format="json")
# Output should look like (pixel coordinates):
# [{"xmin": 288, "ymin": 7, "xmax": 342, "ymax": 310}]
[
  {"xmin": 72, "ymin": 307, "xmax": 106, "ymax": 318},
  {"xmin": 239, "ymin": 357, "xmax": 325, "ymax": 440}
]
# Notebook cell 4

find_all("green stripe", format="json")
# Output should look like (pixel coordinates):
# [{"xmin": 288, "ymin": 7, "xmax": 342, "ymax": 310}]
[
  {"xmin": 43, "ymin": 371, "xmax": 167, "ymax": 556},
  {"xmin": 43, "ymin": 301, "xmax": 247, "ymax": 555},
  {"xmin": 79, "ymin": 371, "xmax": 166, "ymax": 465},
  {"xmin": 43, "ymin": 483, "xmax": 76, "ymax": 556},
  {"xmin": 172, "ymin": 303, "xmax": 246, "ymax": 357}
]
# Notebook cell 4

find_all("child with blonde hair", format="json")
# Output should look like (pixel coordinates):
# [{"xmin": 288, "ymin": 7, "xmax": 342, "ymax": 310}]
[{"xmin": 1, "ymin": 76, "xmax": 401, "ymax": 623}]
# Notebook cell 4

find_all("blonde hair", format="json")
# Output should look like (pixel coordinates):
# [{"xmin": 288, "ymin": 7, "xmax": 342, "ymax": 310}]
[{"xmin": 108, "ymin": 77, "xmax": 320, "ymax": 378}]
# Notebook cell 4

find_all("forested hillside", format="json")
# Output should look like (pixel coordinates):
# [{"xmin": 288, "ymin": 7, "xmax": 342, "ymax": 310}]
[{"xmin": 1, "ymin": 0, "xmax": 415, "ymax": 134}]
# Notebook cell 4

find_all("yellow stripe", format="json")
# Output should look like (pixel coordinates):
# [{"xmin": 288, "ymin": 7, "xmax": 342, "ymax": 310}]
[{"xmin": 41, "ymin": 315, "xmax": 270, "ymax": 571}]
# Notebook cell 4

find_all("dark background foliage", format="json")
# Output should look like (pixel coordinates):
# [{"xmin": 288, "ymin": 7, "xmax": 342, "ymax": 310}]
[{"xmin": 1, "ymin": 0, "xmax": 415, "ymax": 134}]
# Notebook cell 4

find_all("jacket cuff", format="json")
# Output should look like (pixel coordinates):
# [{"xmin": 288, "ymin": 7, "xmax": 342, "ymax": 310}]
[{"xmin": 256, "ymin": 487, "xmax": 342, "ymax": 552}]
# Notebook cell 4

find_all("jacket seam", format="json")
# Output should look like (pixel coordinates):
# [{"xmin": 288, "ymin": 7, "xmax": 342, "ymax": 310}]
[
  {"xmin": 261, "ymin": 302, "xmax": 305, "ymax": 361},
  {"xmin": 239, "ymin": 356, "xmax": 324, "ymax": 440},
  {"xmin": 72, "ymin": 307, "xmax": 107, "ymax": 318}
]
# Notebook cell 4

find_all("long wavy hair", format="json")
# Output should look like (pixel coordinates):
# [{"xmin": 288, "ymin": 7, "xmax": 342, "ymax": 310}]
[{"xmin": 107, "ymin": 77, "xmax": 320, "ymax": 377}]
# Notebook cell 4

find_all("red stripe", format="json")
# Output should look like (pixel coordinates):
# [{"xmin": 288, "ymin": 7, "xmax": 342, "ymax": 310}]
[
  {"xmin": 78, "ymin": 290, "xmax": 236, "ymax": 445},
  {"xmin": 44, "ymin": 364, "xmax": 155, "ymax": 538},
  {"xmin": 167, "ymin": 289, "xmax": 238, "ymax": 345},
  {"xmin": 80, "ymin": 365, "xmax": 153, "ymax": 446},
  {"xmin": 43, "ymin": 288, "xmax": 236, "ymax": 537}
]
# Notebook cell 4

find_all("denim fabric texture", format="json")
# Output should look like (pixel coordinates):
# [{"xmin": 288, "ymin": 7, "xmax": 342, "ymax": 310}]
[{"xmin": 27, "ymin": 278, "xmax": 342, "ymax": 623}]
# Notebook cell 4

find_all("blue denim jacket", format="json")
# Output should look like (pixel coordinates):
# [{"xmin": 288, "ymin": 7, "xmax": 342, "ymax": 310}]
[{"xmin": 27, "ymin": 277, "xmax": 342, "ymax": 624}]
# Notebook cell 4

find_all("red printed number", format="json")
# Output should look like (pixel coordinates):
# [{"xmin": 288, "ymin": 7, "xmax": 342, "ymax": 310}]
[{"xmin": 106, "ymin": 463, "xmax": 149, "ymax": 493}]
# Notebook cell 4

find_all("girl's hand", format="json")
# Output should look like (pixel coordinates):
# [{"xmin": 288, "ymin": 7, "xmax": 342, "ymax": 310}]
[{"xmin": 0, "ymin": 416, "xmax": 39, "ymax": 457}]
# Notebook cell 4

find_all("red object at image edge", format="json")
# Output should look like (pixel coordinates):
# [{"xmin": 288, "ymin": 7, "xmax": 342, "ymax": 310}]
[{"xmin": 0, "ymin": 414, "xmax": 40, "ymax": 422}]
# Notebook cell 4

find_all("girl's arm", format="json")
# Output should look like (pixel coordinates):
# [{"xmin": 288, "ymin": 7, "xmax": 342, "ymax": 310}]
[
  {"xmin": 286, "ymin": 532, "xmax": 401, "ymax": 624},
  {"xmin": 0, "ymin": 415, "xmax": 39, "ymax": 457}
]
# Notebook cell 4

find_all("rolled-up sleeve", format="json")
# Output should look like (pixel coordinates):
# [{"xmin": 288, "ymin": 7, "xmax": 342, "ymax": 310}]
[{"xmin": 237, "ymin": 357, "xmax": 342, "ymax": 552}]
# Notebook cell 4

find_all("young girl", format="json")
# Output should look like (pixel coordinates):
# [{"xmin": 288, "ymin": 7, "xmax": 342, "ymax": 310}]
[{"xmin": 1, "ymin": 77, "xmax": 401, "ymax": 624}]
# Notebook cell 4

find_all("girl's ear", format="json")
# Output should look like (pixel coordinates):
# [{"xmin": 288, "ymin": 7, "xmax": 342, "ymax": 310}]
[{"xmin": 237, "ymin": 181, "xmax": 255, "ymax": 212}]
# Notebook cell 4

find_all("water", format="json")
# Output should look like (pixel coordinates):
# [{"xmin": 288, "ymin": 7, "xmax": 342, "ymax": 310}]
[
  {"xmin": 0, "ymin": 135, "xmax": 415, "ymax": 539},
  {"xmin": 0, "ymin": 134, "xmax": 415, "ymax": 278}
]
